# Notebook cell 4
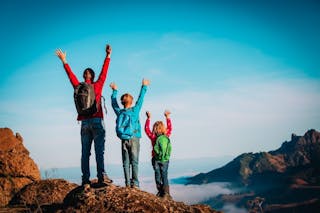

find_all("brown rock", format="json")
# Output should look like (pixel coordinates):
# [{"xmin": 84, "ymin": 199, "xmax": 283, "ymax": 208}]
[
  {"xmin": 0, "ymin": 178, "xmax": 32, "ymax": 207},
  {"xmin": 10, "ymin": 179, "xmax": 77, "ymax": 207},
  {"xmin": 63, "ymin": 183, "xmax": 220, "ymax": 213},
  {"xmin": 0, "ymin": 128, "xmax": 41, "ymax": 207}
]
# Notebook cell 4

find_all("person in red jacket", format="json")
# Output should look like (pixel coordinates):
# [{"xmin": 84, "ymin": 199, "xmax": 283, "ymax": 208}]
[
  {"xmin": 145, "ymin": 110, "xmax": 172, "ymax": 198},
  {"xmin": 55, "ymin": 44, "xmax": 112, "ymax": 186}
]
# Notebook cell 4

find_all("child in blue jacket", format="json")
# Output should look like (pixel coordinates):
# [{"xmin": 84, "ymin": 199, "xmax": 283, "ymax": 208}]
[{"xmin": 110, "ymin": 79, "xmax": 150, "ymax": 188}]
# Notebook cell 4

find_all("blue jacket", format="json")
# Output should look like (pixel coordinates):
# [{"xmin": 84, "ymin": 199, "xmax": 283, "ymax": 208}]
[{"xmin": 111, "ymin": 85, "xmax": 147, "ymax": 139}]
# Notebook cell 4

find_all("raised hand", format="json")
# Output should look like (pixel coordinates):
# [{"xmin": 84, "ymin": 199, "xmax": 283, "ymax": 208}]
[
  {"xmin": 146, "ymin": 111, "xmax": 151, "ymax": 118},
  {"xmin": 106, "ymin": 44, "xmax": 112, "ymax": 58},
  {"xmin": 164, "ymin": 110, "xmax": 171, "ymax": 118},
  {"xmin": 55, "ymin": 49, "xmax": 67, "ymax": 64},
  {"xmin": 110, "ymin": 82, "xmax": 117, "ymax": 90},
  {"xmin": 142, "ymin": 78, "xmax": 150, "ymax": 86}
]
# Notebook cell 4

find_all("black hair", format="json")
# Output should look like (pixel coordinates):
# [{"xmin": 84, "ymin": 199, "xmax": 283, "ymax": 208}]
[{"xmin": 83, "ymin": 68, "xmax": 95, "ymax": 82}]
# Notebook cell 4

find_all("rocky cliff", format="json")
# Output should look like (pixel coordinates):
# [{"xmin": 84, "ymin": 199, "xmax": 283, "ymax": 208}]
[{"xmin": 0, "ymin": 128, "xmax": 41, "ymax": 206}]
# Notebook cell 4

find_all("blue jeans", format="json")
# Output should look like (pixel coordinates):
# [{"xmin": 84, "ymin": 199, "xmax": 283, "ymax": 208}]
[
  {"xmin": 81, "ymin": 118, "xmax": 106, "ymax": 182},
  {"xmin": 121, "ymin": 137, "xmax": 140, "ymax": 187},
  {"xmin": 152, "ymin": 157, "xmax": 169, "ymax": 187}
]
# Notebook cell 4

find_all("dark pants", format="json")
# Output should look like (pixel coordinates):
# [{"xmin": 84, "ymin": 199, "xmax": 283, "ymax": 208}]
[
  {"xmin": 122, "ymin": 137, "xmax": 140, "ymax": 187},
  {"xmin": 81, "ymin": 118, "xmax": 106, "ymax": 182},
  {"xmin": 152, "ymin": 157, "xmax": 169, "ymax": 187}
]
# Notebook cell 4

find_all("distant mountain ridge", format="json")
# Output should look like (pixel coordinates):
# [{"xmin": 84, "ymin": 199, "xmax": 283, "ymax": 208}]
[
  {"xmin": 187, "ymin": 129, "xmax": 320, "ymax": 186},
  {"xmin": 187, "ymin": 129, "xmax": 320, "ymax": 212}
]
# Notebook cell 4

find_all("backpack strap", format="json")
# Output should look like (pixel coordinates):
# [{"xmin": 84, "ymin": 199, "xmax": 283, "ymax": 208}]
[{"xmin": 101, "ymin": 95, "xmax": 107, "ymax": 116}]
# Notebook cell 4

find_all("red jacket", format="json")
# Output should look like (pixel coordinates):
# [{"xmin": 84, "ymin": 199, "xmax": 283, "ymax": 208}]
[
  {"xmin": 144, "ymin": 118, "xmax": 172, "ymax": 157},
  {"xmin": 63, "ymin": 57, "xmax": 110, "ymax": 121}
]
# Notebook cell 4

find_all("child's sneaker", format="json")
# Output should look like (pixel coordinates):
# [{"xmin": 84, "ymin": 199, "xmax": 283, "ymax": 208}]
[
  {"xmin": 162, "ymin": 193, "xmax": 172, "ymax": 199},
  {"xmin": 156, "ymin": 184, "xmax": 163, "ymax": 197},
  {"xmin": 162, "ymin": 186, "xmax": 172, "ymax": 199}
]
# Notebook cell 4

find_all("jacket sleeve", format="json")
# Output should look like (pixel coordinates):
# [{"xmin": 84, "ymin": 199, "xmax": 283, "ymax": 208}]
[
  {"xmin": 111, "ymin": 89, "xmax": 121, "ymax": 116},
  {"xmin": 145, "ymin": 118, "xmax": 156, "ymax": 140},
  {"xmin": 63, "ymin": 63, "xmax": 80, "ymax": 88},
  {"xmin": 134, "ymin": 85, "xmax": 147, "ymax": 112},
  {"xmin": 166, "ymin": 118, "xmax": 172, "ymax": 137},
  {"xmin": 95, "ymin": 57, "xmax": 110, "ymax": 92}
]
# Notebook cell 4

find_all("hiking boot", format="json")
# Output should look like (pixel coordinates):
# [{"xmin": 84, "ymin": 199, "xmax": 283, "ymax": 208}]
[
  {"xmin": 162, "ymin": 193, "xmax": 172, "ymax": 199},
  {"xmin": 162, "ymin": 185, "xmax": 172, "ymax": 199},
  {"xmin": 98, "ymin": 173, "xmax": 113, "ymax": 184},
  {"xmin": 156, "ymin": 184, "xmax": 163, "ymax": 197}
]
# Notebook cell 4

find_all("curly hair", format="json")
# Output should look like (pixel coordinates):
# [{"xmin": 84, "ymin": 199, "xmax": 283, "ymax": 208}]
[{"xmin": 152, "ymin": 121, "xmax": 167, "ymax": 136}]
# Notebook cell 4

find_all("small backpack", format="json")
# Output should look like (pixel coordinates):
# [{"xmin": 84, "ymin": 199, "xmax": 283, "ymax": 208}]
[
  {"xmin": 116, "ymin": 109, "xmax": 134, "ymax": 140},
  {"xmin": 154, "ymin": 135, "xmax": 172, "ymax": 162},
  {"xmin": 74, "ymin": 82, "xmax": 97, "ymax": 116}
]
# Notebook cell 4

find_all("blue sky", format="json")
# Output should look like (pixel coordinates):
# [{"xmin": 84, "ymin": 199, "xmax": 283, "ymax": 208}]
[{"xmin": 1, "ymin": 0, "xmax": 319, "ymax": 169}]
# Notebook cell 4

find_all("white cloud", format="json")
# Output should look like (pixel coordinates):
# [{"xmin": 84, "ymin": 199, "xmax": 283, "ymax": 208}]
[
  {"xmin": 143, "ymin": 78, "xmax": 320, "ymax": 158},
  {"xmin": 112, "ymin": 177, "xmax": 233, "ymax": 205},
  {"xmin": 170, "ymin": 183, "xmax": 233, "ymax": 204}
]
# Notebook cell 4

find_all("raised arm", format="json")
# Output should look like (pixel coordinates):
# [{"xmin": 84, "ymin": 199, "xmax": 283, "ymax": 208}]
[
  {"xmin": 55, "ymin": 49, "xmax": 79, "ymax": 88},
  {"xmin": 110, "ymin": 82, "xmax": 121, "ymax": 116},
  {"xmin": 95, "ymin": 44, "xmax": 112, "ymax": 89},
  {"xmin": 164, "ymin": 110, "xmax": 172, "ymax": 137},
  {"xmin": 134, "ymin": 79, "xmax": 150, "ymax": 112},
  {"xmin": 145, "ymin": 111, "xmax": 156, "ymax": 140}
]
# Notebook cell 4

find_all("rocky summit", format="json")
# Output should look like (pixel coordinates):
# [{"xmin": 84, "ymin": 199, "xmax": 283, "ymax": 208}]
[
  {"xmin": 7, "ymin": 179, "xmax": 218, "ymax": 212},
  {"xmin": 0, "ymin": 127, "xmax": 219, "ymax": 213},
  {"xmin": 61, "ymin": 181, "xmax": 217, "ymax": 213}
]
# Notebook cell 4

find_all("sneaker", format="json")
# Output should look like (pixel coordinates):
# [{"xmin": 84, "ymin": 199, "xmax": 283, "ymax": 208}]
[
  {"xmin": 98, "ymin": 173, "xmax": 113, "ymax": 184},
  {"xmin": 162, "ymin": 193, "xmax": 172, "ymax": 199},
  {"xmin": 156, "ymin": 191, "xmax": 162, "ymax": 197}
]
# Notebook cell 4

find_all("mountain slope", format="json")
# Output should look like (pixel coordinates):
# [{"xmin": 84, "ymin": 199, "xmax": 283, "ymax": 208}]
[
  {"xmin": 187, "ymin": 129, "xmax": 320, "ymax": 186},
  {"xmin": 187, "ymin": 129, "xmax": 320, "ymax": 212}
]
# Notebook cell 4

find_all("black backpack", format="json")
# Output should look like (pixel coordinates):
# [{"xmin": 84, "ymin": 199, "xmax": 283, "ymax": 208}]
[{"xmin": 74, "ymin": 82, "xmax": 97, "ymax": 116}]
